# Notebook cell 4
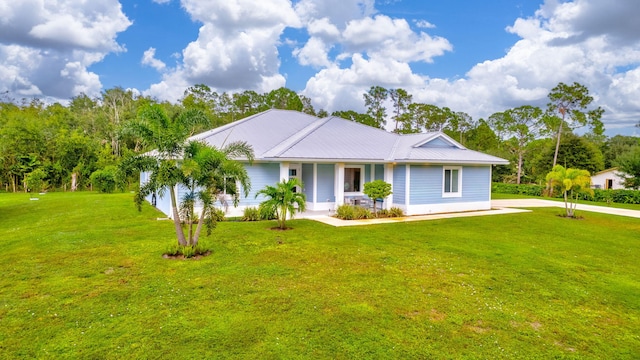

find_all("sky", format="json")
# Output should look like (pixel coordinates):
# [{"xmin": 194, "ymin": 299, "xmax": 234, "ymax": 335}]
[{"xmin": 1, "ymin": 0, "xmax": 639, "ymax": 136}]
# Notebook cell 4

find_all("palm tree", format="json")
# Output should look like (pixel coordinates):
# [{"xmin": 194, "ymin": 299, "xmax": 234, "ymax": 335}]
[
  {"xmin": 182, "ymin": 140, "xmax": 253, "ymax": 246},
  {"xmin": 120, "ymin": 104, "xmax": 254, "ymax": 246},
  {"xmin": 545, "ymin": 165, "xmax": 593, "ymax": 218},
  {"xmin": 256, "ymin": 178, "xmax": 306, "ymax": 230}
]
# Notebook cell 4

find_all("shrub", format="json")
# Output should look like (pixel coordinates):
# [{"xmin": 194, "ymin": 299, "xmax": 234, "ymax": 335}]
[
  {"xmin": 90, "ymin": 166, "xmax": 117, "ymax": 193},
  {"xmin": 164, "ymin": 243, "xmax": 210, "ymax": 258},
  {"xmin": 211, "ymin": 208, "xmax": 226, "ymax": 222},
  {"xmin": 25, "ymin": 168, "xmax": 48, "ymax": 194},
  {"xmin": 354, "ymin": 206, "xmax": 373, "ymax": 219},
  {"xmin": 389, "ymin": 207, "xmax": 405, "ymax": 217},
  {"xmin": 491, "ymin": 182, "xmax": 546, "ymax": 197},
  {"xmin": 336, "ymin": 205, "xmax": 373, "ymax": 220},
  {"xmin": 258, "ymin": 203, "xmax": 277, "ymax": 220},
  {"xmin": 335, "ymin": 204, "xmax": 356, "ymax": 220},
  {"xmin": 242, "ymin": 207, "xmax": 260, "ymax": 221},
  {"xmin": 376, "ymin": 209, "xmax": 390, "ymax": 218}
]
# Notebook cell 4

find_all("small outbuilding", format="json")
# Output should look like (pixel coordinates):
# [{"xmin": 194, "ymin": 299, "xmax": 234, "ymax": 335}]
[{"xmin": 591, "ymin": 168, "xmax": 627, "ymax": 190}]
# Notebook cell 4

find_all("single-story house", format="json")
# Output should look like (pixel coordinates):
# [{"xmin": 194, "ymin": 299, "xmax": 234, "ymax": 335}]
[
  {"xmin": 591, "ymin": 168, "xmax": 627, "ymax": 190},
  {"xmin": 145, "ymin": 109, "xmax": 508, "ymax": 217}
]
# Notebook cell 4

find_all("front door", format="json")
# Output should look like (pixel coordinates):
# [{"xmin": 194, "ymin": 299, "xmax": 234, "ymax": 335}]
[{"xmin": 289, "ymin": 163, "xmax": 301, "ymax": 192}]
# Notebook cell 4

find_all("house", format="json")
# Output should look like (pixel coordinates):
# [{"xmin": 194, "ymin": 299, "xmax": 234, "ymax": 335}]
[
  {"xmin": 145, "ymin": 109, "xmax": 509, "ymax": 217},
  {"xmin": 591, "ymin": 168, "xmax": 627, "ymax": 190}
]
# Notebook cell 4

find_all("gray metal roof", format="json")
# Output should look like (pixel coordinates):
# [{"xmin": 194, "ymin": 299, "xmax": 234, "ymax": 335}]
[{"xmin": 190, "ymin": 109, "xmax": 509, "ymax": 165}]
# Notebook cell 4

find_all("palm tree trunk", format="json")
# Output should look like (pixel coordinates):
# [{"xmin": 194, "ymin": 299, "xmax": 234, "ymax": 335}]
[
  {"xmin": 279, "ymin": 206, "xmax": 287, "ymax": 229},
  {"xmin": 193, "ymin": 207, "xmax": 207, "ymax": 247},
  {"xmin": 169, "ymin": 187, "xmax": 188, "ymax": 246}
]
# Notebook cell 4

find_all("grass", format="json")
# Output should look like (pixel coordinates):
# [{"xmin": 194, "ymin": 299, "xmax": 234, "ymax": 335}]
[
  {"xmin": 1, "ymin": 192, "xmax": 639, "ymax": 359},
  {"xmin": 492, "ymin": 192, "xmax": 640, "ymax": 211}
]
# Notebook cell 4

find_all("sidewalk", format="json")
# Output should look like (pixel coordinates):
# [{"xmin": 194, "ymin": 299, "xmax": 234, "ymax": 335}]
[
  {"xmin": 300, "ymin": 199, "xmax": 640, "ymax": 227},
  {"xmin": 300, "ymin": 207, "xmax": 530, "ymax": 227}
]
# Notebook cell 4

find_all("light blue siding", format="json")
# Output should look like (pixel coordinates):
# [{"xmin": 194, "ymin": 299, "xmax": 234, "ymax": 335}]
[
  {"xmin": 421, "ymin": 137, "xmax": 454, "ymax": 148},
  {"xmin": 242, "ymin": 162, "xmax": 280, "ymax": 206},
  {"xmin": 461, "ymin": 166, "xmax": 491, "ymax": 201},
  {"xmin": 393, "ymin": 165, "xmax": 406, "ymax": 204},
  {"xmin": 375, "ymin": 164, "xmax": 384, "ymax": 181},
  {"xmin": 364, "ymin": 164, "xmax": 371, "ymax": 183},
  {"xmin": 409, "ymin": 166, "xmax": 442, "ymax": 204},
  {"xmin": 410, "ymin": 165, "xmax": 491, "ymax": 204},
  {"xmin": 301, "ymin": 163, "xmax": 314, "ymax": 200},
  {"xmin": 317, "ymin": 164, "xmax": 335, "ymax": 202}
]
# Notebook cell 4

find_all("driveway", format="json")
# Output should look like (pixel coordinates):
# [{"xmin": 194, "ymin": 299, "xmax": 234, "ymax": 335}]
[{"xmin": 491, "ymin": 199, "xmax": 640, "ymax": 219}]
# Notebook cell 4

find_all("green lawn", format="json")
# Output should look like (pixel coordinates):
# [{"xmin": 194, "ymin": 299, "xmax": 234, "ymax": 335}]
[
  {"xmin": 1, "ymin": 192, "xmax": 639, "ymax": 359},
  {"xmin": 492, "ymin": 192, "xmax": 640, "ymax": 211}
]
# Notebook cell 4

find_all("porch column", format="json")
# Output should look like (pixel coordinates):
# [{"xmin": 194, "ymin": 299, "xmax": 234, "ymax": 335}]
[
  {"xmin": 405, "ymin": 165, "xmax": 411, "ymax": 207},
  {"xmin": 313, "ymin": 163, "xmax": 318, "ymax": 204},
  {"xmin": 279, "ymin": 162, "xmax": 289, "ymax": 182},
  {"xmin": 335, "ymin": 163, "xmax": 345, "ymax": 206},
  {"xmin": 384, "ymin": 163, "xmax": 394, "ymax": 210}
]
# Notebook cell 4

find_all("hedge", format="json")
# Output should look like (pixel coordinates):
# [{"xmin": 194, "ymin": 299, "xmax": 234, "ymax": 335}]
[{"xmin": 492, "ymin": 183, "xmax": 640, "ymax": 205}]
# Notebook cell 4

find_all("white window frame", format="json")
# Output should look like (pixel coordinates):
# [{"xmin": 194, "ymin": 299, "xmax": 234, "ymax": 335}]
[
  {"xmin": 442, "ymin": 166, "xmax": 462, "ymax": 198},
  {"xmin": 344, "ymin": 165, "xmax": 365, "ymax": 195}
]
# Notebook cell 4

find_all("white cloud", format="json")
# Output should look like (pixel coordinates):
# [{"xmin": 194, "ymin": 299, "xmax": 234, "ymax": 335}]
[
  {"xmin": 145, "ymin": 0, "xmax": 300, "ymax": 101},
  {"xmin": 298, "ymin": 0, "xmax": 640, "ymax": 135},
  {"xmin": 0, "ymin": 0, "xmax": 131, "ymax": 99},
  {"xmin": 293, "ymin": 37, "xmax": 332, "ymax": 68},
  {"xmin": 302, "ymin": 54, "xmax": 425, "ymax": 112},
  {"xmin": 415, "ymin": 20, "xmax": 436, "ymax": 29},
  {"xmin": 142, "ymin": 47, "xmax": 167, "ymax": 72}
]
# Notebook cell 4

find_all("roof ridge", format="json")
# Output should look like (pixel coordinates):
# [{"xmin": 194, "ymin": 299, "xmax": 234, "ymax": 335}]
[
  {"xmin": 386, "ymin": 136, "xmax": 402, "ymax": 161},
  {"xmin": 262, "ymin": 116, "xmax": 333, "ymax": 158},
  {"xmin": 189, "ymin": 110, "xmax": 269, "ymax": 142}
]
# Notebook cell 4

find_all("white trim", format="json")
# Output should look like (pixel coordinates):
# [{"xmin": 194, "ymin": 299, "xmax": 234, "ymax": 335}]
[
  {"xmin": 335, "ymin": 163, "xmax": 345, "ymax": 206},
  {"xmin": 313, "ymin": 163, "xmax": 318, "ymax": 204},
  {"xmin": 405, "ymin": 165, "xmax": 411, "ymax": 206},
  {"xmin": 370, "ymin": 163, "xmax": 375, "ymax": 183},
  {"xmin": 442, "ymin": 166, "xmax": 462, "ymax": 198},
  {"xmin": 384, "ymin": 163, "xmax": 394, "ymax": 210},
  {"xmin": 280, "ymin": 162, "xmax": 289, "ymax": 182},
  {"xmin": 400, "ymin": 201, "xmax": 492, "ymax": 216},
  {"xmin": 412, "ymin": 132, "xmax": 465, "ymax": 149}
]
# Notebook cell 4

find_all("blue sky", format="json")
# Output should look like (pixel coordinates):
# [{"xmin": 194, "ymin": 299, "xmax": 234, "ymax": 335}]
[{"xmin": 1, "ymin": 0, "xmax": 639, "ymax": 135}]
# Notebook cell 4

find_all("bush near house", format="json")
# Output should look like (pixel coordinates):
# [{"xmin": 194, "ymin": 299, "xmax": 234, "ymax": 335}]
[
  {"xmin": 335, "ymin": 205, "xmax": 405, "ymax": 220},
  {"xmin": 492, "ymin": 183, "xmax": 640, "ymax": 204}
]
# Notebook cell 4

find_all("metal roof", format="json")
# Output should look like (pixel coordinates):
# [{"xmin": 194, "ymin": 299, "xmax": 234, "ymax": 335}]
[{"xmin": 189, "ymin": 109, "xmax": 509, "ymax": 165}]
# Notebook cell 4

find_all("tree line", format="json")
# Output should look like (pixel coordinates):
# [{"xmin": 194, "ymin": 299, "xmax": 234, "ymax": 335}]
[{"xmin": 1, "ymin": 82, "xmax": 639, "ymax": 193}]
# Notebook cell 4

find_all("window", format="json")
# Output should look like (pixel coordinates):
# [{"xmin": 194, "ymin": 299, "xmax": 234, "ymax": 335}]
[
  {"xmin": 443, "ymin": 167, "xmax": 462, "ymax": 197},
  {"xmin": 344, "ymin": 167, "xmax": 362, "ymax": 192}
]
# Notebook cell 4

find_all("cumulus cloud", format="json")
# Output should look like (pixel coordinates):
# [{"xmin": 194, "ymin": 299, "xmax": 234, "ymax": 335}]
[
  {"xmin": 296, "ymin": 2, "xmax": 452, "ymax": 115},
  {"xmin": 0, "ymin": 0, "xmax": 131, "ymax": 99},
  {"xmin": 145, "ymin": 0, "xmax": 300, "ymax": 101},
  {"xmin": 443, "ymin": 0, "xmax": 640, "ymax": 127},
  {"xmin": 298, "ymin": 0, "xmax": 639, "ymax": 134}
]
